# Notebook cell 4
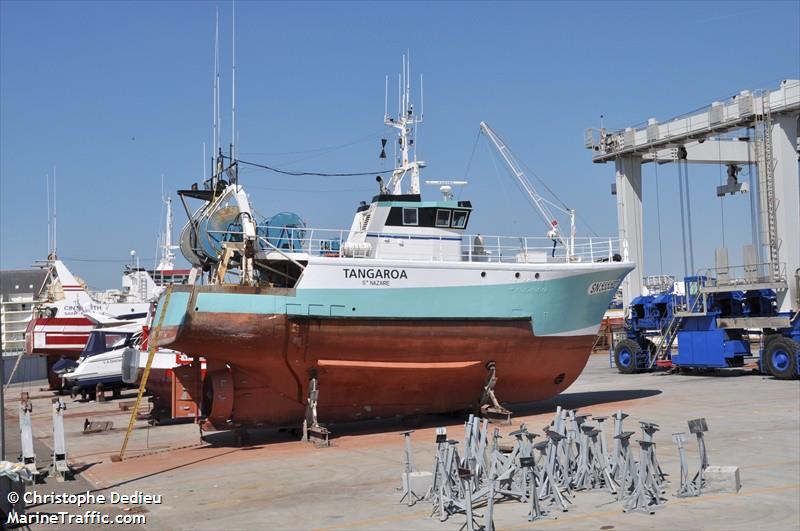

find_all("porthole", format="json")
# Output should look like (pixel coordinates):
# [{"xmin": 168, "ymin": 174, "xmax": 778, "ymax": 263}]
[
  {"xmin": 554, "ymin": 372, "xmax": 565, "ymax": 385},
  {"xmin": 515, "ymin": 272, "xmax": 520, "ymax": 279},
  {"xmin": 481, "ymin": 272, "xmax": 486, "ymax": 278},
  {"xmin": 535, "ymin": 273, "xmax": 540, "ymax": 280},
  {"xmin": 352, "ymin": 307, "xmax": 356, "ymax": 311}
]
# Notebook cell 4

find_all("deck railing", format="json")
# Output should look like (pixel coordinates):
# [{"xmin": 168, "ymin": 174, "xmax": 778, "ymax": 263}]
[{"xmin": 232, "ymin": 226, "xmax": 629, "ymax": 264}]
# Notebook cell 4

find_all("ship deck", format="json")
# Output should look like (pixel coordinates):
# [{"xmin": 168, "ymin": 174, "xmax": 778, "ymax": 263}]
[{"xmin": 3, "ymin": 354, "xmax": 798, "ymax": 530}]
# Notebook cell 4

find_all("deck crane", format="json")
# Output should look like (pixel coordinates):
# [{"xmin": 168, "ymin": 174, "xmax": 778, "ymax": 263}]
[{"xmin": 479, "ymin": 121, "xmax": 577, "ymax": 261}]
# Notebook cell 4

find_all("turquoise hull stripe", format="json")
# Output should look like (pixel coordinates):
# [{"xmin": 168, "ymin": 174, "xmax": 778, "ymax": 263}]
[
  {"xmin": 160, "ymin": 291, "xmax": 190, "ymax": 328},
  {"xmin": 160, "ymin": 268, "xmax": 629, "ymax": 336}
]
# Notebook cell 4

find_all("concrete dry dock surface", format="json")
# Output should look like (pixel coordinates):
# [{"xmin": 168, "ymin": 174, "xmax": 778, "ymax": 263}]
[{"xmin": 3, "ymin": 356, "xmax": 799, "ymax": 531}]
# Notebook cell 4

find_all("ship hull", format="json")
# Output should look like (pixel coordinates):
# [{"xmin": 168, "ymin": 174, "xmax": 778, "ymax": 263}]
[
  {"xmin": 156, "ymin": 260, "xmax": 633, "ymax": 429},
  {"xmin": 161, "ymin": 313, "xmax": 594, "ymax": 428}
]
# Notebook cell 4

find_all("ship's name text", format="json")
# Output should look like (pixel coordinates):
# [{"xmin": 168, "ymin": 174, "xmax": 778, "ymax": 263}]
[
  {"xmin": 343, "ymin": 268, "xmax": 408, "ymax": 280},
  {"xmin": 587, "ymin": 280, "xmax": 618, "ymax": 295}
]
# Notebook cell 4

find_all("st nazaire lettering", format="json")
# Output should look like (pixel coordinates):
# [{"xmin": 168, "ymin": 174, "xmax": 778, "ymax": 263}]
[{"xmin": 343, "ymin": 268, "xmax": 408, "ymax": 280}]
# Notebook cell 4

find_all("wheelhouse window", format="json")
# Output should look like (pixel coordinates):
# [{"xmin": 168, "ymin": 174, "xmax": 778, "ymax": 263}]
[
  {"xmin": 451, "ymin": 210, "xmax": 468, "ymax": 228},
  {"xmin": 402, "ymin": 207, "xmax": 418, "ymax": 225},
  {"xmin": 435, "ymin": 209, "xmax": 451, "ymax": 227}
]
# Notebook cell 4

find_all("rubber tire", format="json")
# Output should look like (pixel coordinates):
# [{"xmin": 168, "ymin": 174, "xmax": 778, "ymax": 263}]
[
  {"xmin": 614, "ymin": 339, "xmax": 643, "ymax": 374},
  {"xmin": 765, "ymin": 337, "xmax": 799, "ymax": 380}
]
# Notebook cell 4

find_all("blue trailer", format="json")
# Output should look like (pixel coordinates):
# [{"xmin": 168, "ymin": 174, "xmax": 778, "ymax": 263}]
[{"xmin": 612, "ymin": 276, "xmax": 800, "ymax": 379}]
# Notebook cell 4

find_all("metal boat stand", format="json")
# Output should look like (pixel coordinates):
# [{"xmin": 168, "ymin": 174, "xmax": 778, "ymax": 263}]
[
  {"xmin": 623, "ymin": 440, "xmax": 665, "ymax": 513},
  {"xmin": 399, "ymin": 430, "xmax": 424, "ymax": 506},
  {"xmin": 456, "ymin": 464, "xmax": 482, "ymax": 531},
  {"xmin": 520, "ymin": 455, "xmax": 549, "ymax": 522},
  {"xmin": 610, "ymin": 410, "xmax": 629, "ymax": 481},
  {"xmin": 672, "ymin": 432, "xmax": 699, "ymax": 497},
  {"xmin": 301, "ymin": 371, "xmax": 330, "ymax": 446},
  {"xmin": 688, "ymin": 418, "xmax": 710, "ymax": 493},
  {"xmin": 478, "ymin": 362, "xmax": 511, "ymax": 424},
  {"xmin": 538, "ymin": 430, "xmax": 571, "ymax": 511},
  {"xmin": 430, "ymin": 440, "xmax": 463, "ymax": 522},
  {"xmin": 428, "ymin": 427, "xmax": 449, "ymax": 500},
  {"xmin": 614, "ymin": 431, "xmax": 637, "ymax": 503},
  {"xmin": 19, "ymin": 392, "xmax": 38, "ymax": 480},
  {"xmin": 591, "ymin": 416, "xmax": 618, "ymax": 493},
  {"xmin": 639, "ymin": 421, "xmax": 667, "ymax": 488},
  {"xmin": 51, "ymin": 398, "xmax": 73, "ymax": 481}
]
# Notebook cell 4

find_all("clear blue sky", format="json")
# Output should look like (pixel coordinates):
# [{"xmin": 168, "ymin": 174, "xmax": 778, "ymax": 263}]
[{"xmin": 2, "ymin": 1, "xmax": 798, "ymax": 289}]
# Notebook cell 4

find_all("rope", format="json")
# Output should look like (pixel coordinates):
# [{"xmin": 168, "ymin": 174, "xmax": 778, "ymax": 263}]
[{"xmin": 223, "ymin": 155, "xmax": 394, "ymax": 178}]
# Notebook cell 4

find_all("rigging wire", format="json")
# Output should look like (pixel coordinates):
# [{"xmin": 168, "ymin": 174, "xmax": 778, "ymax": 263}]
[
  {"xmin": 462, "ymin": 129, "xmax": 482, "ymax": 181},
  {"xmin": 682, "ymin": 159, "xmax": 695, "ymax": 275},
  {"xmin": 678, "ymin": 160, "xmax": 689, "ymax": 277},
  {"xmin": 746, "ymin": 127, "xmax": 759, "ymax": 249},
  {"xmin": 223, "ymin": 155, "xmax": 394, "ymax": 177},
  {"xmin": 60, "ymin": 256, "xmax": 155, "ymax": 263},
  {"xmin": 717, "ymin": 137, "xmax": 727, "ymax": 248},
  {"xmin": 485, "ymin": 140, "xmax": 520, "ymax": 234},
  {"xmin": 653, "ymin": 156, "xmax": 664, "ymax": 276},
  {"xmin": 478, "ymin": 133, "xmax": 598, "ymax": 237},
  {"xmin": 238, "ymin": 131, "xmax": 383, "ymax": 157}
]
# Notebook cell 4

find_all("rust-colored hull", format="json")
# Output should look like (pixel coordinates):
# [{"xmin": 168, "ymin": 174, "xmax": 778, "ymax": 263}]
[{"xmin": 159, "ymin": 312, "xmax": 594, "ymax": 429}]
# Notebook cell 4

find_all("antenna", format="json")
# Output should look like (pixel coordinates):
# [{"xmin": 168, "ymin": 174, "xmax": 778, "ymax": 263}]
[
  {"xmin": 420, "ymin": 74, "xmax": 424, "ymax": 119},
  {"xmin": 212, "ymin": 9, "xmax": 219, "ymax": 178},
  {"xmin": 53, "ymin": 165, "xmax": 57, "ymax": 257},
  {"xmin": 46, "ymin": 173, "xmax": 51, "ymax": 256},
  {"xmin": 384, "ymin": 53, "xmax": 424, "ymax": 196},
  {"xmin": 384, "ymin": 75, "xmax": 388, "ymax": 119},
  {"xmin": 231, "ymin": 0, "xmax": 236, "ymax": 161}
]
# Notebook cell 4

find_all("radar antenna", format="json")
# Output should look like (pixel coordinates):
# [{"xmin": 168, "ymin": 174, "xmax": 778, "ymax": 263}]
[{"xmin": 384, "ymin": 54, "xmax": 425, "ymax": 195}]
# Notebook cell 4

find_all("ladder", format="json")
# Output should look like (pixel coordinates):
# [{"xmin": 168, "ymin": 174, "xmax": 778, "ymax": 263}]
[
  {"xmin": 756, "ymin": 92, "xmax": 781, "ymax": 282},
  {"xmin": 648, "ymin": 289, "xmax": 704, "ymax": 369},
  {"xmin": 113, "ymin": 284, "xmax": 173, "ymax": 461}
]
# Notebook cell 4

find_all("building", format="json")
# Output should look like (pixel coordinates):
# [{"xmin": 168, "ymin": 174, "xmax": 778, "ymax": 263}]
[{"xmin": 1, "ymin": 268, "xmax": 49, "ymax": 383}]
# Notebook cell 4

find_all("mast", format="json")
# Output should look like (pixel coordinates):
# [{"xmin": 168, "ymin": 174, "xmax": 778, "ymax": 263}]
[
  {"xmin": 230, "ymin": 0, "xmax": 236, "ymax": 167},
  {"xmin": 46, "ymin": 173, "xmax": 51, "ymax": 257},
  {"xmin": 52, "ymin": 165, "xmax": 57, "ymax": 258},
  {"xmin": 157, "ymin": 194, "xmax": 177, "ymax": 271},
  {"xmin": 385, "ymin": 54, "xmax": 424, "ymax": 195}
]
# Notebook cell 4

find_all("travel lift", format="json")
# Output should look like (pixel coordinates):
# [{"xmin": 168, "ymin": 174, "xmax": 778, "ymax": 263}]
[{"xmin": 585, "ymin": 80, "xmax": 800, "ymax": 378}]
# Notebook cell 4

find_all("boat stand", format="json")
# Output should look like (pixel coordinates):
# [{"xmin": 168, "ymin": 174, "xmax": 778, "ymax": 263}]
[
  {"xmin": 478, "ymin": 362, "xmax": 511, "ymax": 424},
  {"xmin": 639, "ymin": 421, "xmax": 667, "ymax": 488},
  {"xmin": 614, "ymin": 431, "xmax": 637, "ymax": 503},
  {"xmin": 688, "ymin": 418, "xmax": 710, "ymax": 493},
  {"xmin": 672, "ymin": 432, "xmax": 699, "ymax": 497},
  {"xmin": 610, "ymin": 410, "xmax": 629, "ymax": 481},
  {"xmin": 301, "ymin": 372, "xmax": 330, "ymax": 446},
  {"xmin": 19, "ymin": 393, "xmax": 38, "ymax": 480},
  {"xmin": 520, "ymin": 455, "xmax": 549, "ymax": 522},
  {"xmin": 623, "ymin": 440, "xmax": 665, "ymax": 513},
  {"xmin": 51, "ymin": 398, "xmax": 73, "ymax": 481},
  {"xmin": 399, "ymin": 430, "xmax": 424, "ymax": 506}
]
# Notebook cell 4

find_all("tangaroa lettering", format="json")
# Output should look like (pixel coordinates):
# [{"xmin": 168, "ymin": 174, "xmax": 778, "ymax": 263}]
[{"xmin": 343, "ymin": 268, "xmax": 408, "ymax": 280}]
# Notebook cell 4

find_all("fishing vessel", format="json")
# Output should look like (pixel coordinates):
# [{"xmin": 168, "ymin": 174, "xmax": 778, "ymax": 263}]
[{"xmin": 155, "ymin": 59, "xmax": 634, "ymax": 430}]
